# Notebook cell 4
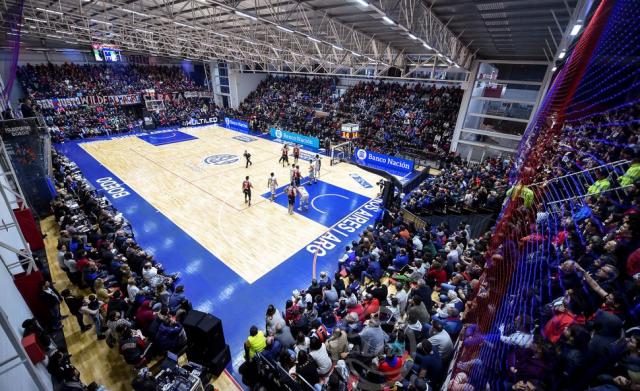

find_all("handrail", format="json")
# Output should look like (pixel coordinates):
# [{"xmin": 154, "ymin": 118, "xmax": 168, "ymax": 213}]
[
  {"xmin": 530, "ymin": 159, "xmax": 629, "ymax": 187},
  {"xmin": 544, "ymin": 184, "xmax": 633, "ymax": 207}
]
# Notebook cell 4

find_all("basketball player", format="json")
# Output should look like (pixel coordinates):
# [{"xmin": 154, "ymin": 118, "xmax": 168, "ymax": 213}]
[
  {"xmin": 308, "ymin": 163, "xmax": 316, "ymax": 184},
  {"xmin": 242, "ymin": 176, "xmax": 253, "ymax": 206},
  {"xmin": 297, "ymin": 185, "xmax": 309, "ymax": 211},
  {"xmin": 243, "ymin": 150, "xmax": 252, "ymax": 168},
  {"xmin": 267, "ymin": 172, "xmax": 278, "ymax": 202},
  {"xmin": 293, "ymin": 144, "xmax": 300, "ymax": 164},
  {"xmin": 278, "ymin": 144, "xmax": 290, "ymax": 167},
  {"xmin": 294, "ymin": 165, "xmax": 302, "ymax": 187},
  {"xmin": 314, "ymin": 154, "xmax": 321, "ymax": 178},
  {"xmin": 286, "ymin": 183, "xmax": 296, "ymax": 215}
]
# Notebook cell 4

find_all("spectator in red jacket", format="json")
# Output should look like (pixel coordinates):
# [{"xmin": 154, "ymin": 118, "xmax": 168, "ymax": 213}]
[
  {"xmin": 135, "ymin": 300, "xmax": 156, "ymax": 333},
  {"xmin": 378, "ymin": 347, "xmax": 404, "ymax": 382},
  {"xmin": 427, "ymin": 261, "xmax": 448, "ymax": 286}
]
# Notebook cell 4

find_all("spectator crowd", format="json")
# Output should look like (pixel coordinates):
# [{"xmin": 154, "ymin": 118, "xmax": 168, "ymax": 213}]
[
  {"xmin": 403, "ymin": 156, "xmax": 511, "ymax": 216},
  {"xmin": 232, "ymin": 76, "xmax": 464, "ymax": 159},
  {"xmin": 15, "ymin": 64, "xmax": 464, "ymax": 160},
  {"xmin": 45, "ymin": 151, "xmax": 196, "ymax": 390},
  {"xmin": 15, "ymin": 63, "xmax": 216, "ymax": 140},
  {"xmin": 239, "ymin": 102, "xmax": 640, "ymax": 390}
]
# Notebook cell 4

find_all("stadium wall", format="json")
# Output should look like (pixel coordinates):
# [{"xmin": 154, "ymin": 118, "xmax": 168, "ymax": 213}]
[
  {"xmin": 0, "ymin": 165, "xmax": 53, "ymax": 390},
  {"xmin": 228, "ymin": 69, "xmax": 267, "ymax": 108}
]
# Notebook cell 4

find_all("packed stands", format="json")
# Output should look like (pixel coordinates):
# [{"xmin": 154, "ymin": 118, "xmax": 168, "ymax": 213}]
[
  {"xmin": 236, "ymin": 75, "xmax": 339, "ymax": 140},
  {"xmin": 236, "ymin": 1, "xmax": 640, "ymax": 389},
  {"xmin": 46, "ymin": 151, "xmax": 193, "ymax": 388},
  {"xmin": 17, "ymin": 63, "xmax": 205, "ymax": 98},
  {"xmin": 232, "ymin": 76, "xmax": 464, "ymax": 158},
  {"xmin": 338, "ymin": 82, "xmax": 463, "ymax": 157},
  {"xmin": 16, "ymin": 63, "xmax": 215, "ymax": 140},
  {"xmin": 403, "ymin": 157, "xmax": 511, "ymax": 216}
]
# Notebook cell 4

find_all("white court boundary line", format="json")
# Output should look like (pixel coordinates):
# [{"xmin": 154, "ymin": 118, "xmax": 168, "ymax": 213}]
[{"xmin": 310, "ymin": 193, "xmax": 349, "ymax": 214}]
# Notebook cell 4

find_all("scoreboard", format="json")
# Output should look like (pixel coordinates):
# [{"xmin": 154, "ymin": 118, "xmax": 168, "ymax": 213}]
[{"xmin": 341, "ymin": 123, "xmax": 360, "ymax": 139}]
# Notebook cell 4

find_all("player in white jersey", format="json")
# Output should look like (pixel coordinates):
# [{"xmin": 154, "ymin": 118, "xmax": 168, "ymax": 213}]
[
  {"xmin": 314, "ymin": 154, "xmax": 321, "ymax": 178},
  {"xmin": 308, "ymin": 163, "xmax": 316, "ymax": 184},
  {"xmin": 267, "ymin": 172, "xmax": 278, "ymax": 201},
  {"xmin": 297, "ymin": 185, "xmax": 309, "ymax": 211}
]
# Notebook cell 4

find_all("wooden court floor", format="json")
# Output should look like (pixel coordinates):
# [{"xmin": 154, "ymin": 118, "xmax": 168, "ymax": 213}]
[{"xmin": 81, "ymin": 126, "xmax": 382, "ymax": 283}]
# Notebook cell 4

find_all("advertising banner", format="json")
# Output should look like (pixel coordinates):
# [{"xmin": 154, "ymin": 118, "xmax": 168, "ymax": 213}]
[
  {"xmin": 35, "ymin": 94, "xmax": 141, "ymax": 109},
  {"xmin": 269, "ymin": 127, "xmax": 320, "ymax": 149},
  {"xmin": 181, "ymin": 117, "xmax": 218, "ymax": 127},
  {"xmin": 224, "ymin": 117, "xmax": 250, "ymax": 132},
  {"xmin": 354, "ymin": 148, "xmax": 414, "ymax": 174}
]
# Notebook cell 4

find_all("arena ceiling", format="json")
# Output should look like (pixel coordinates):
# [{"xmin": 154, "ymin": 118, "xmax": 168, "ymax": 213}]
[{"xmin": 2, "ymin": 0, "xmax": 583, "ymax": 76}]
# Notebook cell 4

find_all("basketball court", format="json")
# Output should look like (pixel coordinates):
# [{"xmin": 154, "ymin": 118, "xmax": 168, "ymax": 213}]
[{"xmin": 78, "ymin": 125, "xmax": 382, "ymax": 283}]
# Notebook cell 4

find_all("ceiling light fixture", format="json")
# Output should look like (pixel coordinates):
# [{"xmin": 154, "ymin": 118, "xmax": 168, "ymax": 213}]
[
  {"xmin": 25, "ymin": 17, "xmax": 46, "ymax": 23},
  {"xmin": 90, "ymin": 19, "xmax": 112, "ymax": 26},
  {"xmin": 408, "ymin": 34, "xmax": 417, "ymax": 40},
  {"xmin": 276, "ymin": 25, "xmax": 293, "ymax": 33},
  {"xmin": 235, "ymin": 11, "xmax": 257, "ymax": 21},
  {"xmin": 551, "ymin": 66, "xmax": 557, "ymax": 72},
  {"xmin": 355, "ymin": 0, "xmax": 369, "ymax": 6},
  {"xmin": 382, "ymin": 16, "xmax": 395, "ymax": 25},
  {"xmin": 332, "ymin": 44, "xmax": 344, "ymax": 51},
  {"xmin": 307, "ymin": 36, "xmax": 321, "ymax": 43},
  {"xmin": 213, "ymin": 32, "xmax": 228, "ymax": 37},
  {"xmin": 423, "ymin": 43, "xmax": 432, "ymax": 50},
  {"xmin": 36, "ymin": 8, "xmax": 63, "ymax": 15},
  {"xmin": 120, "ymin": 8, "xmax": 149, "ymax": 17},
  {"xmin": 558, "ymin": 50, "xmax": 566, "ymax": 59},
  {"xmin": 46, "ymin": 34, "xmax": 63, "ymax": 39},
  {"xmin": 570, "ymin": 23, "xmax": 582, "ymax": 36},
  {"xmin": 351, "ymin": 51, "xmax": 362, "ymax": 57}
]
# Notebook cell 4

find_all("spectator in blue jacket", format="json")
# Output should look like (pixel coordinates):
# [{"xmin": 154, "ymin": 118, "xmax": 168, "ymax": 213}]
[
  {"xmin": 168, "ymin": 285, "xmax": 186, "ymax": 313},
  {"xmin": 392, "ymin": 248, "xmax": 409, "ymax": 271},
  {"xmin": 361, "ymin": 258, "xmax": 383, "ymax": 282}
]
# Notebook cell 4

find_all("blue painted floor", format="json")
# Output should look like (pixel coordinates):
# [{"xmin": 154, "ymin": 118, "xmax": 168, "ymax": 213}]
[
  {"xmin": 55, "ymin": 127, "xmax": 385, "ymax": 385},
  {"xmin": 137, "ymin": 130, "xmax": 198, "ymax": 145},
  {"xmin": 261, "ymin": 179, "xmax": 371, "ymax": 227}
]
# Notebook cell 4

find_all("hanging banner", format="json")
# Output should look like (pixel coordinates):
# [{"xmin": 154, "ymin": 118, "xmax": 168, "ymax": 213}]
[
  {"xmin": 224, "ymin": 117, "xmax": 250, "ymax": 132},
  {"xmin": 269, "ymin": 127, "xmax": 320, "ymax": 148},
  {"xmin": 183, "ymin": 91, "xmax": 213, "ymax": 98},
  {"xmin": 35, "ymin": 94, "xmax": 142, "ymax": 109},
  {"xmin": 354, "ymin": 148, "xmax": 414, "ymax": 174},
  {"xmin": 181, "ymin": 117, "xmax": 218, "ymax": 127}
]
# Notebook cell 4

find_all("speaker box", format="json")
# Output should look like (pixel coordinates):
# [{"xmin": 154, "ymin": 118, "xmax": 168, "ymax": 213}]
[
  {"xmin": 183, "ymin": 310, "xmax": 226, "ymax": 363},
  {"xmin": 207, "ymin": 344, "xmax": 231, "ymax": 377},
  {"xmin": 381, "ymin": 180, "xmax": 395, "ymax": 208}
]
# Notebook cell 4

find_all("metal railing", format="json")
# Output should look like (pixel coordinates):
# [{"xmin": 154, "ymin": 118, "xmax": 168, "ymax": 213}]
[{"xmin": 530, "ymin": 159, "xmax": 630, "ymax": 206}]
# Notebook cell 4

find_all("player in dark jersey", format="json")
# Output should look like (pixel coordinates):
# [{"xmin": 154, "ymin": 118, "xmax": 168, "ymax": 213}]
[
  {"xmin": 294, "ymin": 165, "xmax": 302, "ymax": 187},
  {"xmin": 293, "ymin": 145, "xmax": 300, "ymax": 164},
  {"xmin": 242, "ymin": 176, "xmax": 253, "ymax": 206},
  {"xmin": 286, "ymin": 183, "xmax": 296, "ymax": 215},
  {"xmin": 278, "ymin": 145, "xmax": 290, "ymax": 167}
]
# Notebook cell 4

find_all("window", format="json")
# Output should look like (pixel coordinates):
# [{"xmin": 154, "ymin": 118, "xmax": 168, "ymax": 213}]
[
  {"xmin": 459, "ymin": 132, "xmax": 521, "ymax": 149},
  {"xmin": 468, "ymin": 99, "xmax": 534, "ymax": 120},
  {"xmin": 471, "ymin": 81, "xmax": 540, "ymax": 102},
  {"xmin": 477, "ymin": 62, "xmax": 547, "ymax": 82}
]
